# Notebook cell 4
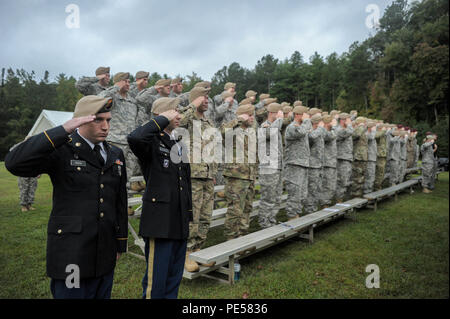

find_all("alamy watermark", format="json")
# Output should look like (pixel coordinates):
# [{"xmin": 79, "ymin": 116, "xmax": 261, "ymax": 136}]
[
  {"xmin": 65, "ymin": 4, "xmax": 80, "ymax": 29},
  {"xmin": 365, "ymin": 4, "xmax": 381, "ymax": 29},
  {"xmin": 365, "ymin": 264, "xmax": 380, "ymax": 288}
]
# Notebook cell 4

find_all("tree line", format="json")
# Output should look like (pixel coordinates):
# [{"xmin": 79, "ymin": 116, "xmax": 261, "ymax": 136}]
[{"xmin": 0, "ymin": 0, "xmax": 448, "ymax": 160}]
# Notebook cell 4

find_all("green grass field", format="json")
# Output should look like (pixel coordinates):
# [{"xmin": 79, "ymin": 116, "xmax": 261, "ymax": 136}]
[{"xmin": 0, "ymin": 162, "xmax": 448, "ymax": 299}]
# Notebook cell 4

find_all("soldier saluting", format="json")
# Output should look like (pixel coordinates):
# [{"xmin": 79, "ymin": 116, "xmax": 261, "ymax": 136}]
[{"xmin": 5, "ymin": 96, "xmax": 128, "ymax": 299}]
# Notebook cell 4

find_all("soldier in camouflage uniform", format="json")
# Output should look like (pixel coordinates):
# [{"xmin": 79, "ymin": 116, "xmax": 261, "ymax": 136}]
[
  {"xmin": 335, "ymin": 113, "xmax": 354, "ymax": 202},
  {"xmin": 221, "ymin": 104, "xmax": 257, "ymax": 240},
  {"xmin": 281, "ymin": 105, "xmax": 293, "ymax": 147},
  {"xmin": 320, "ymin": 115, "xmax": 338, "ymax": 207},
  {"xmin": 305, "ymin": 112, "xmax": 326, "ymax": 214},
  {"xmin": 283, "ymin": 105, "xmax": 311, "ymax": 219},
  {"xmin": 99, "ymin": 72, "xmax": 147, "ymax": 212},
  {"xmin": 179, "ymin": 86, "xmax": 217, "ymax": 272},
  {"xmin": 18, "ymin": 176, "xmax": 39, "ymax": 212},
  {"xmin": 406, "ymin": 127, "xmax": 415, "ymax": 168},
  {"xmin": 129, "ymin": 71, "xmax": 149, "ymax": 99},
  {"xmin": 351, "ymin": 117, "xmax": 368, "ymax": 198},
  {"xmin": 363, "ymin": 121, "xmax": 377, "ymax": 194},
  {"xmin": 136, "ymin": 78, "xmax": 171, "ymax": 116},
  {"xmin": 75, "ymin": 66, "xmax": 110, "ymax": 96},
  {"xmin": 214, "ymin": 82, "xmax": 239, "ymax": 128},
  {"xmin": 169, "ymin": 77, "xmax": 183, "ymax": 98},
  {"xmin": 421, "ymin": 135, "xmax": 436, "ymax": 193},
  {"xmin": 387, "ymin": 128, "xmax": 401, "ymax": 186},
  {"xmin": 399, "ymin": 131, "xmax": 408, "ymax": 182},
  {"xmin": 374, "ymin": 125, "xmax": 387, "ymax": 191},
  {"xmin": 258, "ymin": 103, "xmax": 284, "ymax": 228},
  {"xmin": 245, "ymin": 90, "xmax": 258, "ymax": 104}
]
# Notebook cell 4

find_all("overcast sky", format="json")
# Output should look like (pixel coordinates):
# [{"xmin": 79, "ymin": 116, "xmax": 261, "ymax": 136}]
[{"xmin": 1, "ymin": 0, "xmax": 397, "ymax": 82}]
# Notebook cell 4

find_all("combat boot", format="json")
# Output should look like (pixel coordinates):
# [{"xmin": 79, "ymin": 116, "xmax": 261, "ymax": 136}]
[
  {"xmin": 195, "ymin": 249, "xmax": 215, "ymax": 267},
  {"xmin": 27, "ymin": 204, "xmax": 36, "ymax": 211},
  {"xmin": 422, "ymin": 188, "xmax": 432, "ymax": 194},
  {"xmin": 184, "ymin": 251, "xmax": 199, "ymax": 272},
  {"xmin": 21, "ymin": 205, "xmax": 28, "ymax": 212}
]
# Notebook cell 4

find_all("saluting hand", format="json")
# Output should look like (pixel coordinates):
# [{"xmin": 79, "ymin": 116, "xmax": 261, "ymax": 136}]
[
  {"xmin": 160, "ymin": 109, "xmax": 179, "ymax": 121},
  {"xmin": 62, "ymin": 115, "xmax": 96, "ymax": 133},
  {"xmin": 276, "ymin": 110, "xmax": 284, "ymax": 119},
  {"xmin": 238, "ymin": 113, "xmax": 250, "ymax": 122}
]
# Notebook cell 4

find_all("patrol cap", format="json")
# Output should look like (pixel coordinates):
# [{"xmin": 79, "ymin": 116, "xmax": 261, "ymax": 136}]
[
  {"xmin": 152, "ymin": 97, "xmax": 181, "ymax": 115},
  {"xmin": 155, "ymin": 79, "xmax": 172, "ymax": 87},
  {"xmin": 73, "ymin": 95, "xmax": 112, "ymax": 118},
  {"xmin": 293, "ymin": 101, "xmax": 303, "ymax": 107},
  {"xmin": 171, "ymin": 77, "xmax": 183, "ymax": 85},
  {"xmin": 194, "ymin": 81, "xmax": 212, "ymax": 89},
  {"xmin": 221, "ymin": 91, "xmax": 235, "ymax": 100},
  {"xmin": 259, "ymin": 94, "xmax": 270, "ymax": 100},
  {"xmin": 322, "ymin": 114, "xmax": 333, "ymax": 124},
  {"xmin": 224, "ymin": 82, "xmax": 236, "ymax": 90},
  {"xmin": 267, "ymin": 103, "xmax": 282, "ymax": 113},
  {"xmin": 308, "ymin": 108, "xmax": 321, "ymax": 116},
  {"xmin": 236, "ymin": 104, "xmax": 255, "ymax": 116},
  {"xmin": 113, "ymin": 72, "xmax": 129, "ymax": 83},
  {"xmin": 95, "ymin": 66, "xmax": 110, "ymax": 76},
  {"xmin": 283, "ymin": 106, "xmax": 293, "ymax": 114},
  {"xmin": 293, "ymin": 105, "xmax": 308, "ymax": 115},
  {"xmin": 135, "ymin": 71, "xmax": 149, "ymax": 79},
  {"xmin": 311, "ymin": 113, "xmax": 322, "ymax": 124},
  {"xmin": 245, "ymin": 90, "xmax": 257, "ymax": 98},
  {"xmin": 239, "ymin": 98, "xmax": 253, "ymax": 106},
  {"xmin": 189, "ymin": 87, "xmax": 209, "ymax": 103},
  {"xmin": 339, "ymin": 112, "xmax": 350, "ymax": 119}
]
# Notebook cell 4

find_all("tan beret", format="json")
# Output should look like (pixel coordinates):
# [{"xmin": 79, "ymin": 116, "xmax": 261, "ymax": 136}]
[
  {"xmin": 224, "ymin": 82, "xmax": 236, "ymax": 90},
  {"xmin": 113, "ymin": 72, "xmax": 129, "ymax": 83},
  {"xmin": 350, "ymin": 110, "xmax": 357, "ymax": 114},
  {"xmin": 293, "ymin": 101, "xmax": 303, "ymax": 107},
  {"xmin": 95, "ymin": 67, "xmax": 110, "ymax": 76},
  {"xmin": 330, "ymin": 110, "xmax": 339, "ymax": 117},
  {"xmin": 283, "ymin": 106, "xmax": 293, "ymax": 114},
  {"xmin": 245, "ymin": 90, "xmax": 257, "ymax": 98},
  {"xmin": 73, "ymin": 95, "xmax": 112, "ymax": 118},
  {"xmin": 308, "ymin": 108, "xmax": 321, "ymax": 116},
  {"xmin": 194, "ymin": 81, "xmax": 212, "ymax": 89},
  {"xmin": 322, "ymin": 115, "xmax": 333, "ymax": 124},
  {"xmin": 354, "ymin": 117, "xmax": 366, "ymax": 125},
  {"xmin": 236, "ymin": 104, "xmax": 255, "ymax": 116},
  {"xmin": 155, "ymin": 79, "xmax": 172, "ymax": 87},
  {"xmin": 135, "ymin": 71, "xmax": 149, "ymax": 79},
  {"xmin": 259, "ymin": 94, "xmax": 270, "ymax": 100},
  {"xmin": 367, "ymin": 121, "xmax": 377, "ymax": 128},
  {"xmin": 171, "ymin": 77, "xmax": 183, "ymax": 85},
  {"xmin": 152, "ymin": 97, "xmax": 180, "ymax": 115},
  {"xmin": 311, "ymin": 113, "xmax": 323, "ymax": 124},
  {"xmin": 392, "ymin": 130, "xmax": 401, "ymax": 136},
  {"xmin": 221, "ymin": 91, "xmax": 235, "ymax": 100},
  {"xmin": 189, "ymin": 87, "xmax": 209, "ymax": 103},
  {"xmin": 280, "ymin": 102, "xmax": 289, "ymax": 107},
  {"xmin": 293, "ymin": 105, "xmax": 309, "ymax": 115},
  {"xmin": 239, "ymin": 98, "xmax": 253, "ymax": 106},
  {"xmin": 339, "ymin": 112, "xmax": 350, "ymax": 119},
  {"xmin": 267, "ymin": 103, "xmax": 282, "ymax": 113},
  {"xmin": 264, "ymin": 98, "xmax": 277, "ymax": 105}
]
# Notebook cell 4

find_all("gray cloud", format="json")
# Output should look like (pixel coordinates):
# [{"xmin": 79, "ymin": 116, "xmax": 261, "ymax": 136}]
[{"xmin": 0, "ymin": 0, "xmax": 394, "ymax": 82}]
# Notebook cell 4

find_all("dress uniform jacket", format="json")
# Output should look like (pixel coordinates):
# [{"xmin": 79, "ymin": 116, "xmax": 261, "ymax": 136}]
[
  {"xmin": 127, "ymin": 116, "xmax": 193, "ymax": 240},
  {"xmin": 5, "ymin": 126, "xmax": 128, "ymax": 280}
]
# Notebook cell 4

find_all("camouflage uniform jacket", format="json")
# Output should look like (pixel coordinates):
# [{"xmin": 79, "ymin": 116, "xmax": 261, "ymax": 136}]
[
  {"xmin": 258, "ymin": 118, "xmax": 283, "ymax": 173},
  {"xmin": 308, "ymin": 126, "xmax": 326, "ymax": 169},
  {"xmin": 323, "ymin": 126, "xmax": 338, "ymax": 168},
  {"xmin": 387, "ymin": 131, "xmax": 400, "ymax": 161},
  {"xmin": 400, "ymin": 136, "xmax": 408, "ymax": 160},
  {"xmin": 375, "ymin": 130, "xmax": 387, "ymax": 158},
  {"xmin": 99, "ymin": 86, "xmax": 142, "ymax": 144},
  {"xmin": 284, "ymin": 119, "xmax": 312, "ymax": 168},
  {"xmin": 352, "ymin": 126, "xmax": 368, "ymax": 161},
  {"xmin": 220, "ymin": 118, "xmax": 257, "ymax": 181},
  {"xmin": 179, "ymin": 105, "xmax": 217, "ymax": 179},
  {"xmin": 336, "ymin": 124, "xmax": 354, "ymax": 161},
  {"xmin": 367, "ymin": 130, "xmax": 377, "ymax": 162},
  {"xmin": 420, "ymin": 141, "xmax": 434, "ymax": 164},
  {"xmin": 75, "ymin": 77, "xmax": 107, "ymax": 96},
  {"xmin": 214, "ymin": 94, "xmax": 239, "ymax": 127}
]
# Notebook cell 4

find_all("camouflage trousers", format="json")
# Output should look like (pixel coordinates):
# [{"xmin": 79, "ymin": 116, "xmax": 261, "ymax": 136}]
[
  {"xmin": 320, "ymin": 167, "xmax": 337, "ymax": 206},
  {"xmin": 407, "ymin": 154, "xmax": 415, "ymax": 168},
  {"xmin": 351, "ymin": 160, "xmax": 367, "ymax": 198},
  {"xmin": 224, "ymin": 177, "xmax": 255, "ymax": 239},
  {"xmin": 388, "ymin": 160, "xmax": 400, "ymax": 185},
  {"xmin": 18, "ymin": 177, "xmax": 38, "ymax": 206},
  {"xmin": 305, "ymin": 168, "xmax": 322, "ymax": 214},
  {"xmin": 258, "ymin": 170, "xmax": 283, "ymax": 228},
  {"xmin": 398, "ymin": 160, "xmax": 407, "ymax": 183},
  {"xmin": 374, "ymin": 157, "xmax": 387, "ymax": 191},
  {"xmin": 109, "ymin": 142, "xmax": 142, "ymax": 185},
  {"xmin": 187, "ymin": 178, "xmax": 215, "ymax": 251},
  {"xmin": 336, "ymin": 159, "xmax": 352, "ymax": 201},
  {"xmin": 283, "ymin": 165, "xmax": 308, "ymax": 218},
  {"xmin": 363, "ymin": 161, "xmax": 376, "ymax": 194},
  {"xmin": 421, "ymin": 162, "xmax": 435, "ymax": 190}
]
